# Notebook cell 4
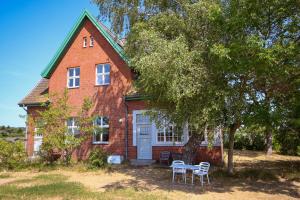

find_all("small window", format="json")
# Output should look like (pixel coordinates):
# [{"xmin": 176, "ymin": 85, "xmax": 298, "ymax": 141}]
[
  {"xmin": 83, "ymin": 37, "xmax": 87, "ymax": 47},
  {"xmin": 96, "ymin": 64, "xmax": 110, "ymax": 85},
  {"xmin": 93, "ymin": 116, "xmax": 109, "ymax": 143},
  {"xmin": 67, "ymin": 118, "xmax": 80, "ymax": 135},
  {"xmin": 90, "ymin": 36, "xmax": 94, "ymax": 47},
  {"xmin": 68, "ymin": 67, "xmax": 80, "ymax": 88}
]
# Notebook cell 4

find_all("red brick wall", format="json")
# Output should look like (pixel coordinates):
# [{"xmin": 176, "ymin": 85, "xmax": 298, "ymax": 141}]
[
  {"xmin": 26, "ymin": 106, "xmax": 45, "ymax": 156},
  {"xmin": 48, "ymin": 18, "xmax": 133, "ymax": 159}
]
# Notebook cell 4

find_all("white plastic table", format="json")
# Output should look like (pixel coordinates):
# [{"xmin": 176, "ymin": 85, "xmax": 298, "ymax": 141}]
[
  {"xmin": 170, "ymin": 164, "xmax": 199, "ymax": 184},
  {"xmin": 170, "ymin": 164, "xmax": 199, "ymax": 171}
]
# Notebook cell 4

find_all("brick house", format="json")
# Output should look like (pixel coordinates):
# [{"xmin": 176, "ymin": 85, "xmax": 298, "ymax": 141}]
[{"xmin": 19, "ymin": 10, "xmax": 222, "ymax": 164}]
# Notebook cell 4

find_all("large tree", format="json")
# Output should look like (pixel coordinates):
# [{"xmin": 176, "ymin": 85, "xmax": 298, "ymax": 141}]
[{"xmin": 94, "ymin": 0, "xmax": 300, "ymax": 173}]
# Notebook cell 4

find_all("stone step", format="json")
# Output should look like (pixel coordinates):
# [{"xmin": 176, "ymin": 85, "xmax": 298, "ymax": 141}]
[{"xmin": 130, "ymin": 159, "xmax": 156, "ymax": 166}]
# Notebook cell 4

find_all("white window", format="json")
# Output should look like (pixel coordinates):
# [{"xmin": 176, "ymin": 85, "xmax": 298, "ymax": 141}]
[
  {"xmin": 67, "ymin": 118, "xmax": 80, "ymax": 135},
  {"xmin": 157, "ymin": 121, "xmax": 182, "ymax": 144},
  {"xmin": 90, "ymin": 36, "xmax": 94, "ymax": 47},
  {"xmin": 34, "ymin": 127, "xmax": 43, "ymax": 153},
  {"xmin": 93, "ymin": 116, "xmax": 109, "ymax": 144},
  {"xmin": 68, "ymin": 67, "xmax": 80, "ymax": 88},
  {"xmin": 96, "ymin": 64, "xmax": 110, "ymax": 85},
  {"xmin": 83, "ymin": 37, "xmax": 87, "ymax": 47}
]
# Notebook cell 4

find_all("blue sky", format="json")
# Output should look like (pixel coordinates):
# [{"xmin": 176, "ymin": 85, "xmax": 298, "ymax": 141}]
[{"xmin": 0, "ymin": 0, "xmax": 102, "ymax": 127}]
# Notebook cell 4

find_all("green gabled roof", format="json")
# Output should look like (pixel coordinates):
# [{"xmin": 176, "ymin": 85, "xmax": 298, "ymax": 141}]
[{"xmin": 41, "ymin": 10, "xmax": 127, "ymax": 78}]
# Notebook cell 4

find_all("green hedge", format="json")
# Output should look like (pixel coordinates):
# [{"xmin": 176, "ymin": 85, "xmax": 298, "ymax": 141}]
[{"xmin": 0, "ymin": 140, "xmax": 27, "ymax": 170}]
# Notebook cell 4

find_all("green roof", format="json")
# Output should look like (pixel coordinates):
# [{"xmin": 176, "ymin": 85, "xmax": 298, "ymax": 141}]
[{"xmin": 41, "ymin": 10, "xmax": 127, "ymax": 78}]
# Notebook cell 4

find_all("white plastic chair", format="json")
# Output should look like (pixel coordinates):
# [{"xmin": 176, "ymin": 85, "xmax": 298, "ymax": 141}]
[
  {"xmin": 171, "ymin": 160, "xmax": 187, "ymax": 183},
  {"xmin": 192, "ymin": 162, "xmax": 210, "ymax": 186}
]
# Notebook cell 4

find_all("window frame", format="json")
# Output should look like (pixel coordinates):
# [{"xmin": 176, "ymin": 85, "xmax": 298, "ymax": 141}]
[
  {"xmin": 89, "ymin": 36, "xmax": 94, "ymax": 47},
  {"xmin": 83, "ymin": 37, "xmax": 87, "ymax": 48},
  {"xmin": 95, "ymin": 63, "xmax": 110, "ymax": 86},
  {"xmin": 67, "ymin": 117, "xmax": 80, "ymax": 136},
  {"xmin": 156, "ymin": 120, "xmax": 183, "ymax": 145},
  {"xmin": 93, "ymin": 116, "xmax": 109, "ymax": 144},
  {"xmin": 67, "ymin": 67, "xmax": 80, "ymax": 88}
]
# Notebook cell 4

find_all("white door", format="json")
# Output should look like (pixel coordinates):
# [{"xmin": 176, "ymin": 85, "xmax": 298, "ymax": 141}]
[{"xmin": 136, "ymin": 114, "xmax": 152, "ymax": 159}]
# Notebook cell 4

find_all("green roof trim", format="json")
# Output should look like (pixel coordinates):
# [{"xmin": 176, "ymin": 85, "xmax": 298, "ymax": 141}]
[{"xmin": 41, "ymin": 10, "xmax": 127, "ymax": 78}]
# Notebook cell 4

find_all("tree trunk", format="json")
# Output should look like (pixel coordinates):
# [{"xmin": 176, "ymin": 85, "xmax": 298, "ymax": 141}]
[
  {"xmin": 220, "ymin": 127, "xmax": 224, "ymax": 165},
  {"xmin": 183, "ymin": 133, "xmax": 202, "ymax": 164},
  {"xmin": 265, "ymin": 127, "xmax": 272, "ymax": 155},
  {"xmin": 227, "ymin": 122, "xmax": 240, "ymax": 175}
]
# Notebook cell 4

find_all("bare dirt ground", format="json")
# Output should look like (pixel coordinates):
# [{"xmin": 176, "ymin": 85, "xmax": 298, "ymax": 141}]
[{"xmin": 1, "ymin": 150, "xmax": 300, "ymax": 200}]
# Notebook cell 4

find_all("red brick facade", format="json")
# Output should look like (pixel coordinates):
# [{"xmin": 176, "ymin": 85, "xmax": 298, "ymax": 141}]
[{"xmin": 24, "ymin": 15, "xmax": 222, "ymax": 164}]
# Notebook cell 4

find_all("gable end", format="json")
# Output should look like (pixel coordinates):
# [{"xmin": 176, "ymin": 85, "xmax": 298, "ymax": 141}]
[{"xmin": 41, "ymin": 10, "xmax": 127, "ymax": 78}]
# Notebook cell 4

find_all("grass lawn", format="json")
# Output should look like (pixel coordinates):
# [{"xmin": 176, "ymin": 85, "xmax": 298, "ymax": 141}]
[{"xmin": 0, "ymin": 150, "xmax": 299, "ymax": 200}]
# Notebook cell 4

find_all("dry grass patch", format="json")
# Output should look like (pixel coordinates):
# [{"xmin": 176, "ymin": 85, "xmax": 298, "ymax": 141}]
[{"xmin": 0, "ymin": 150, "xmax": 299, "ymax": 200}]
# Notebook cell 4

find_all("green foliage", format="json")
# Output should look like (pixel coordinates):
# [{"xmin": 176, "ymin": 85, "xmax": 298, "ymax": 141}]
[
  {"xmin": 94, "ymin": 0, "xmax": 300, "ymax": 172},
  {"xmin": 87, "ymin": 148, "xmax": 108, "ymax": 169},
  {"xmin": 275, "ymin": 130, "xmax": 300, "ymax": 156},
  {"xmin": 232, "ymin": 127, "xmax": 265, "ymax": 151},
  {"xmin": 0, "ymin": 126, "xmax": 25, "ymax": 138},
  {"xmin": 37, "ymin": 91, "xmax": 94, "ymax": 165},
  {"xmin": 0, "ymin": 140, "xmax": 26, "ymax": 170}
]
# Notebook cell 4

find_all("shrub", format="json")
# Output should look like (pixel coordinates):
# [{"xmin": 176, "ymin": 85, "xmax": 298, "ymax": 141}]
[
  {"xmin": 224, "ymin": 126, "xmax": 265, "ymax": 151},
  {"xmin": 87, "ymin": 148, "xmax": 108, "ymax": 169},
  {"xmin": 275, "ymin": 129, "xmax": 300, "ymax": 156},
  {"xmin": 0, "ymin": 140, "xmax": 27, "ymax": 170}
]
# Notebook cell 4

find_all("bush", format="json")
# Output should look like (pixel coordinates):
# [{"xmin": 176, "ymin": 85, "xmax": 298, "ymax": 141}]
[
  {"xmin": 38, "ymin": 141, "xmax": 61, "ymax": 164},
  {"xmin": 87, "ymin": 148, "xmax": 108, "ymax": 169},
  {"xmin": 275, "ymin": 129, "xmax": 300, "ymax": 156},
  {"xmin": 0, "ymin": 140, "xmax": 27, "ymax": 170},
  {"xmin": 224, "ymin": 126, "xmax": 265, "ymax": 151}
]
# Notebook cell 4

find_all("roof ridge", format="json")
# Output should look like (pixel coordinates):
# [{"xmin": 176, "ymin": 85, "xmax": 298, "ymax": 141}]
[{"xmin": 96, "ymin": 20, "xmax": 125, "ymax": 47}]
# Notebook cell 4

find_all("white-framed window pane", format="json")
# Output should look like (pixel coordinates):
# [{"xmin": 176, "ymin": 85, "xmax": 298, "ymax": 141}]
[
  {"xmin": 69, "ymin": 68, "xmax": 74, "ymax": 76},
  {"xmin": 165, "ymin": 126, "xmax": 173, "ymax": 142},
  {"xmin": 96, "ymin": 64, "xmax": 110, "ymax": 85},
  {"xmin": 68, "ymin": 79, "xmax": 74, "ymax": 87},
  {"xmin": 103, "ymin": 117, "xmax": 109, "ymax": 126},
  {"xmin": 97, "ymin": 65, "xmax": 102, "ymax": 74},
  {"xmin": 67, "ymin": 118, "xmax": 79, "ymax": 135},
  {"xmin": 94, "ymin": 132, "xmax": 101, "ymax": 142},
  {"xmin": 93, "ymin": 116, "xmax": 109, "ymax": 143},
  {"xmin": 97, "ymin": 75, "xmax": 103, "ymax": 85},
  {"xmin": 75, "ymin": 78, "xmax": 80, "ymax": 87},
  {"xmin": 136, "ymin": 114, "xmax": 150, "ymax": 124},
  {"xmin": 157, "ymin": 129, "xmax": 164, "ymax": 142},
  {"xmin": 104, "ymin": 75, "xmax": 110, "ymax": 84},
  {"xmin": 75, "ymin": 68, "xmax": 80, "ymax": 76},
  {"xmin": 67, "ymin": 118, "xmax": 73, "ymax": 126},
  {"xmin": 95, "ymin": 117, "xmax": 102, "ymax": 126},
  {"xmin": 83, "ymin": 37, "xmax": 87, "ymax": 47},
  {"xmin": 102, "ymin": 128, "xmax": 109, "ymax": 141},
  {"xmin": 68, "ymin": 67, "xmax": 80, "ymax": 88},
  {"xmin": 104, "ymin": 64, "xmax": 110, "ymax": 73},
  {"xmin": 90, "ymin": 36, "xmax": 94, "ymax": 47}
]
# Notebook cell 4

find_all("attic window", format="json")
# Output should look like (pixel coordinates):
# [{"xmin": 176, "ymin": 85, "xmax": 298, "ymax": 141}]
[
  {"xmin": 90, "ymin": 36, "xmax": 94, "ymax": 47},
  {"xmin": 83, "ymin": 37, "xmax": 87, "ymax": 47}
]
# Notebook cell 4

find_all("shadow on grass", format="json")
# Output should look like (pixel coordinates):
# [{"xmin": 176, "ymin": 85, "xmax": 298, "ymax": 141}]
[
  {"xmin": 0, "ymin": 173, "xmax": 166, "ymax": 200},
  {"xmin": 103, "ymin": 159, "xmax": 300, "ymax": 198}
]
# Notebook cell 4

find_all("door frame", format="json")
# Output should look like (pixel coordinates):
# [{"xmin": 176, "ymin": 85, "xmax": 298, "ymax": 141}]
[{"xmin": 133, "ymin": 110, "xmax": 153, "ymax": 159}]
